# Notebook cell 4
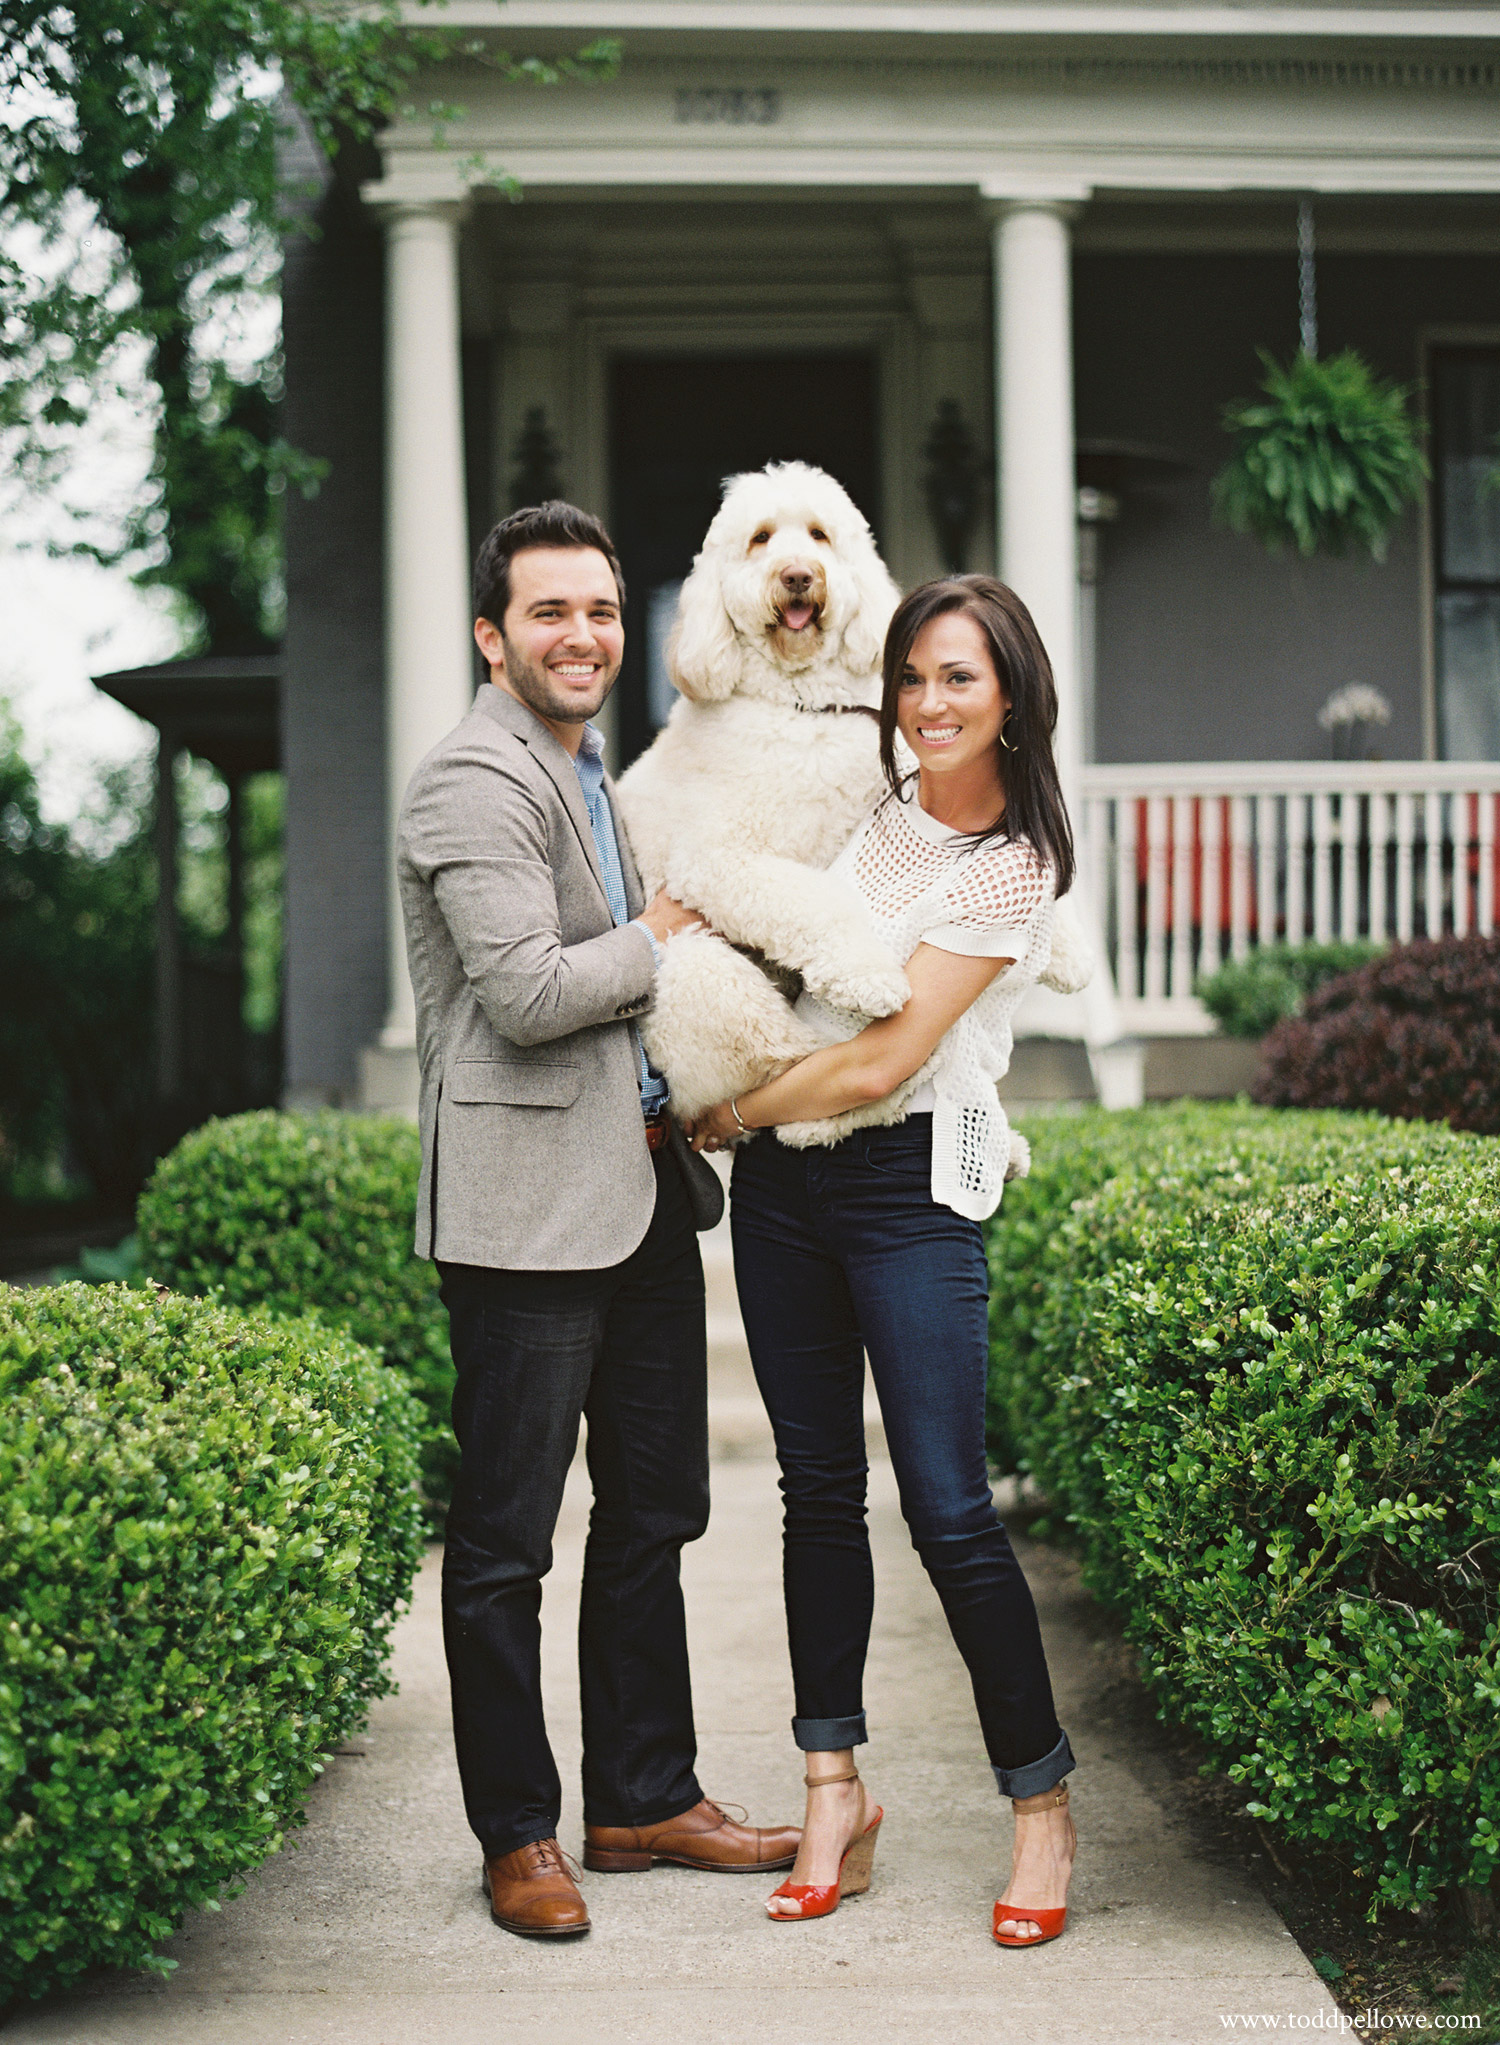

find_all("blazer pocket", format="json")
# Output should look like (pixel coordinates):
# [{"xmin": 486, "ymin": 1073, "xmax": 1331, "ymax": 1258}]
[{"xmin": 447, "ymin": 1059, "xmax": 584, "ymax": 1108}]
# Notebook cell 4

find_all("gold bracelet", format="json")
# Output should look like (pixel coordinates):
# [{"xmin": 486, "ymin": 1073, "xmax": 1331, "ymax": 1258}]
[{"xmin": 729, "ymin": 1098, "xmax": 749, "ymax": 1136}]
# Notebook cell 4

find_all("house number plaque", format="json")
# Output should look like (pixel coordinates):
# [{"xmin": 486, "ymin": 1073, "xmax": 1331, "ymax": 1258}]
[{"xmin": 675, "ymin": 87, "xmax": 781, "ymax": 126}]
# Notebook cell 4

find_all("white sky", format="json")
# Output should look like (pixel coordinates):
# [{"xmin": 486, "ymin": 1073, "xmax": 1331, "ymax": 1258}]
[
  {"xmin": 1, "ymin": 197, "xmax": 280, "ymax": 828},
  {"xmin": 0, "ymin": 552, "xmax": 180, "ymax": 824},
  {"xmin": 1, "ymin": 338, "xmax": 177, "ymax": 823}
]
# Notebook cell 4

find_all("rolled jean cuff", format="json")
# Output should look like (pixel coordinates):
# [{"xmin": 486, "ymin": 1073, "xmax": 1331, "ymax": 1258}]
[
  {"xmin": 992, "ymin": 1728, "xmax": 1076, "ymax": 1800},
  {"xmin": 792, "ymin": 1712, "xmax": 867, "ymax": 1753}
]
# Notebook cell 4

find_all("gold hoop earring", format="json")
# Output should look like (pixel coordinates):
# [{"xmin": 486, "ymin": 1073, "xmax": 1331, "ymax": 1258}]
[{"xmin": 999, "ymin": 716, "xmax": 1015, "ymax": 753}]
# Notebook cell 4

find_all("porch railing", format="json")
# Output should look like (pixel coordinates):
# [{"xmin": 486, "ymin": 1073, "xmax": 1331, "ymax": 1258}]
[{"xmin": 1079, "ymin": 762, "xmax": 1500, "ymax": 1035}]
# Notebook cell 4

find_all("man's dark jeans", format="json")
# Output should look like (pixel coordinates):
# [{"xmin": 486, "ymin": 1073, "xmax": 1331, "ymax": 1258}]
[
  {"xmin": 438, "ymin": 1147, "xmax": 710, "ymax": 1861},
  {"xmin": 730, "ymin": 1115, "xmax": 1073, "ymax": 1798}
]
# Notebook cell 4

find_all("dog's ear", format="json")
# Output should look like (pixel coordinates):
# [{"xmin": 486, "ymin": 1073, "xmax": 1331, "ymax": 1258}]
[
  {"xmin": 668, "ymin": 552, "xmax": 740, "ymax": 703},
  {"xmin": 838, "ymin": 545, "xmax": 901, "ymax": 680}
]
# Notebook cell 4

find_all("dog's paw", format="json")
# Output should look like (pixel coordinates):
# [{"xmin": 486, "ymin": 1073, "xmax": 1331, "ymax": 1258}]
[
  {"xmin": 1038, "ymin": 894, "xmax": 1094, "ymax": 995},
  {"xmin": 803, "ymin": 957, "xmax": 909, "ymax": 1020},
  {"xmin": 1004, "ymin": 1130, "xmax": 1032, "ymax": 1182}
]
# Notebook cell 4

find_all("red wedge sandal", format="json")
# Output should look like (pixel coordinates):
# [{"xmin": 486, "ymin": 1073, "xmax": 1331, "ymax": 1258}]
[
  {"xmin": 766, "ymin": 1767, "xmax": 883, "ymax": 1922},
  {"xmin": 993, "ymin": 1783, "xmax": 1074, "ymax": 1948}
]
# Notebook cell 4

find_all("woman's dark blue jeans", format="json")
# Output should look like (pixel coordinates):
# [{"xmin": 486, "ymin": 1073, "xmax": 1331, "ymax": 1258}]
[{"xmin": 730, "ymin": 1114, "xmax": 1074, "ymax": 1799}]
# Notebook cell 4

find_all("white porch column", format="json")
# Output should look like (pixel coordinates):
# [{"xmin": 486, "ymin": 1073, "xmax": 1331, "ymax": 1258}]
[
  {"xmin": 988, "ymin": 193, "xmax": 1143, "ymax": 1106},
  {"xmin": 361, "ymin": 198, "xmax": 474, "ymax": 1112},
  {"xmin": 992, "ymin": 200, "xmax": 1084, "ymax": 810}
]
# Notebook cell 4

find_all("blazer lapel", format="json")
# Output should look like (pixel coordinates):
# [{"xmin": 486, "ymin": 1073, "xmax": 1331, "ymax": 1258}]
[
  {"xmin": 528, "ymin": 742, "xmax": 612, "ymax": 907},
  {"xmin": 475, "ymin": 684, "xmax": 610, "ymax": 907},
  {"xmin": 607, "ymin": 768, "xmax": 646, "ymax": 919}
]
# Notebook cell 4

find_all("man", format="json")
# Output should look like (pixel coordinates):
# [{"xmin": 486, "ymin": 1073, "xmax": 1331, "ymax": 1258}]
[{"xmin": 397, "ymin": 500, "xmax": 799, "ymax": 1938}]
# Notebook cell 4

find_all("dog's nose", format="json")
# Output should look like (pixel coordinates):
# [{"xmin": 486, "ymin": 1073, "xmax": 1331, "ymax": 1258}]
[{"xmin": 780, "ymin": 564, "xmax": 813, "ymax": 596}]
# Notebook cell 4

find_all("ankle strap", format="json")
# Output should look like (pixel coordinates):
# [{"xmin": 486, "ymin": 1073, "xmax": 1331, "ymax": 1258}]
[
  {"xmin": 1012, "ymin": 1784, "xmax": 1069, "ymax": 1815},
  {"xmin": 804, "ymin": 1767, "xmax": 860, "ymax": 1788}
]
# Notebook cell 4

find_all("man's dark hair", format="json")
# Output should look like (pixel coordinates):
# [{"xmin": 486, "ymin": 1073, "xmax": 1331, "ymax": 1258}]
[{"xmin": 472, "ymin": 501, "xmax": 626, "ymax": 627}]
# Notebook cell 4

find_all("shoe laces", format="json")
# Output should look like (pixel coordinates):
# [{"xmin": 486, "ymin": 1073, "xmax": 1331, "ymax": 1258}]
[
  {"xmin": 704, "ymin": 1799, "xmax": 749, "ymax": 1827},
  {"xmin": 520, "ymin": 1838, "xmax": 583, "ymax": 1881}
]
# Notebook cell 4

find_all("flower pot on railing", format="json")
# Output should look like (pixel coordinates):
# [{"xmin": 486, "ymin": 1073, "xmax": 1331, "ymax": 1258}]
[{"xmin": 1318, "ymin": 682, "xmax": 1392, "ymax": 763}]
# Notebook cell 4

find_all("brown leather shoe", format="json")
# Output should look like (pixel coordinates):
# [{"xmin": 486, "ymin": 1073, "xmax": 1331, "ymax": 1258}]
[
  {"xmin": 483, "ymin": 1838, "xmax": 590, "ymax": 1936},
  {"xmin": 583, "ymin": 1797, "xmax": 800, "ymax": 1874}
]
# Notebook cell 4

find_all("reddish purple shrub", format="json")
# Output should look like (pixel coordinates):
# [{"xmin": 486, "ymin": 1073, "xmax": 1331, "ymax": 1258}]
[{"xmin": 1253, "ymin": 934, "xmax": 1500, "ymax": 1133}]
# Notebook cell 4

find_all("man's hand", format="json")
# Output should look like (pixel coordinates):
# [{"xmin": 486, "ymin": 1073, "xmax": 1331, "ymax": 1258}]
[
  {"xmin": 639, "ymin": 889, "xmax": 707, "ymax": 945},
  {"xmin": 685, "ymin": 1100, "xmax": 745, "ymax": 1153}
]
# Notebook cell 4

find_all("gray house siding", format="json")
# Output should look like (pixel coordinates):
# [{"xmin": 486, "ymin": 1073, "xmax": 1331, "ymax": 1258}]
[
  {"xmin": 280, "ymin": 155, "xmax": 389, "ymax": 1106},
  {"xmin": 1078, "ymin": 250, "xmax": 1500, "ymax": 766}
]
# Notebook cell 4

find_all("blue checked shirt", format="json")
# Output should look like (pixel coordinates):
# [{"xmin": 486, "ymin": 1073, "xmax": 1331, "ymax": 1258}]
[{"xmin": 572, "ymin": 724, "xmax": 670, "ymax": 1118}]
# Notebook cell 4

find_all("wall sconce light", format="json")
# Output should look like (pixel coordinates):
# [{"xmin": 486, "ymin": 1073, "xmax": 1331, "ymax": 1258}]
[
  {"xmin": 923, "ymin": 399, "xmax": 981, "ymax": 574},
  {"xmin": 510, "ymin": 405, "xmax": 564, "ymax": 510}
]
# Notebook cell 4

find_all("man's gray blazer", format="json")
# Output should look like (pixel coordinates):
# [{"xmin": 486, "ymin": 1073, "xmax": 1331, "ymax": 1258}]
[{"xmin": 396, "ymin": 683, "xmax": 723, "ymax": 1270}]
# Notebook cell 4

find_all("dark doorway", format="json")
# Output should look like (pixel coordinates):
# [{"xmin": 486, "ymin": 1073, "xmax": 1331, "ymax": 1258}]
[{"xmin": 608, "ymin": 351, "xmax": 880, "ymax": 764}]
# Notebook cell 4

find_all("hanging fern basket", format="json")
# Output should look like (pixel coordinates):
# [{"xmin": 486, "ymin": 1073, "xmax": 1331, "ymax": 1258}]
[{"xmin": 1211, "ymin": 347, "xmax": 1427, "ymax": 561}]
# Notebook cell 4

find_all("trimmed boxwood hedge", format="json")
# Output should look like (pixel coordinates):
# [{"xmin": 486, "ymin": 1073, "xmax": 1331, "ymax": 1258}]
[
  {"xmin": 137, "ymin": 1111, "xmax": 456, "ymax": 1508},
  {"xmin": 1196, "ymin": 940, "xmax": 1384, "ymax": 1040},
  {"xmin": 0, "ymin": 1284, "xmax": 426, "ymax": 2004},
  {"xmin": 987, "ymin": 1104, "xmax": 1500, "ymax": 1912}
]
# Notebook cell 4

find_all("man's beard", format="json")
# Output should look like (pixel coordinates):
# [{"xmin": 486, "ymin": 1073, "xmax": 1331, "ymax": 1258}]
[{"xmin": 501, "ymin": 635, "xmax": 619, "ymax": 725}]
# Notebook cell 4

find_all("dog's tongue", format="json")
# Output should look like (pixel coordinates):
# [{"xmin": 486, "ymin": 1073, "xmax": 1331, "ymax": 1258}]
[{"xmin": 783, "ymin": 602, "xmax": 815, "ymax": 632}]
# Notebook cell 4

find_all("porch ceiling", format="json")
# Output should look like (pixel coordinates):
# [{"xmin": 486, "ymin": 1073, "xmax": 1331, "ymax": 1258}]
[{"xmin": 460, "ymin": 187, "xmax": 1500, "ymax": 258}]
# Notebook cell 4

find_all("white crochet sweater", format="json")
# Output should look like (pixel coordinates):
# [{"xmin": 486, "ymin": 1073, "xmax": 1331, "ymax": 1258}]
[{"xmin": 788, "ymin": 783, "xmax": 1056, "ymax": 1221}]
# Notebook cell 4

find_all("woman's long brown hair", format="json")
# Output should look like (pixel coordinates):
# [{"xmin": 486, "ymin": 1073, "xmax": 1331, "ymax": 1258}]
[{"xmin": 877, "ymin": 575, "xmax": 1075, "ymax": 896}]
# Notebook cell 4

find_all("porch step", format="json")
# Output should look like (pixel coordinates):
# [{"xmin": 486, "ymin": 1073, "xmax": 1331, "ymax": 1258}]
[{"xmin": 1003, "ymin": 1030, "xmax": 1263, "ymax": 1115}]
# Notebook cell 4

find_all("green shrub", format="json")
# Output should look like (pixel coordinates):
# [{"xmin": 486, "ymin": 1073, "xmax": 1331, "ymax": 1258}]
[
  {"xmin": 1197, "ymin": 941, "xmax": 1385, "ymax": 1039},
  {"xmin": 137, "ymin": 1112, "xmax": 455, "ymax": 1507},
  {"xmin": 989, "ymin": 1104, "xmax": 1414, "ymax": 1475},
  {"xmin": 988, "ymin": 1105, "xmax": 1500, "ymax": 1911},
  {"xmin": 47, "ymin": 1234, "xmax": 144, "ymax": 1286},
  {"xmin": 0, "ymin": 1284, "xmax": 426, "ymax": 2002},
  {"xmin": 986, "ymin": 1105, "xmax": 1195, "ymax": 1468}
]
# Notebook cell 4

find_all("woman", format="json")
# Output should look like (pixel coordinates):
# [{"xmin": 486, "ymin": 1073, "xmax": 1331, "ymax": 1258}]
[{"xmin": 688, "ymin": 576, "xmax": 1077, "ymax": 1944}]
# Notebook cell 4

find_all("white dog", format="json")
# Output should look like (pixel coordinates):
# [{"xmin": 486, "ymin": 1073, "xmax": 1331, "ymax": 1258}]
[
  {"xmin": 616, "ymin": 460, "xmax": 1093, "ymax": 1141},
  {"xmin": 616, "ymin": 462, "xmax": 903, "ymax": 1120}
]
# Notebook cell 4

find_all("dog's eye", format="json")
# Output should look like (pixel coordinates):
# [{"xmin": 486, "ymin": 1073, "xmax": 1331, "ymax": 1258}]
[
  {"xmin": 750, "ymin": 529, "xmax": 771, "ymax": 547},
  {"xmin": 809, "ymin": 527, "xmax": 829, "ymax": 545}
]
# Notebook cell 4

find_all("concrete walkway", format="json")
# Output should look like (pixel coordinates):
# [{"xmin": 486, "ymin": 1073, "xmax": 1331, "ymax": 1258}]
[{"xmin": 9, "ymin": 1221, "xmax": 1339, "ymax": 2044}]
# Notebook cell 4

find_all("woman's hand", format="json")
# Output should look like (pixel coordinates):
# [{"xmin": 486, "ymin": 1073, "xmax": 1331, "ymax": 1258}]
[{"xmin": 685, "ymin": 1100, "xmax": 745, "ymax": 1153}]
